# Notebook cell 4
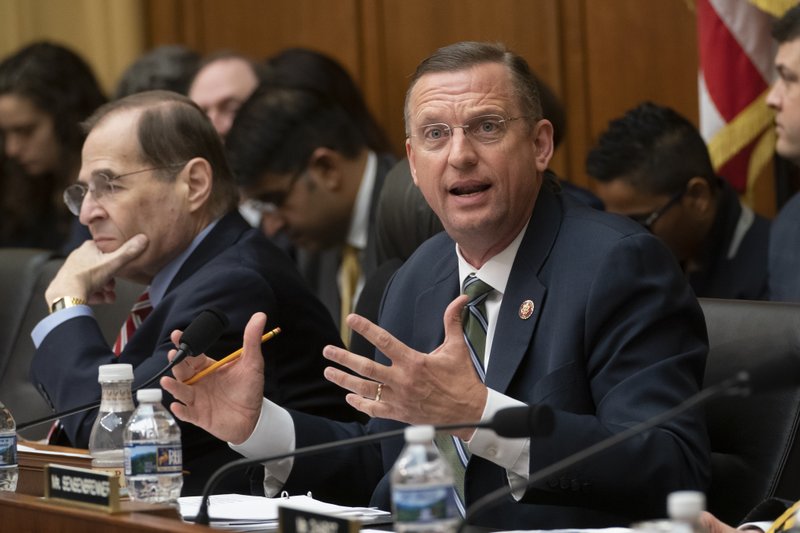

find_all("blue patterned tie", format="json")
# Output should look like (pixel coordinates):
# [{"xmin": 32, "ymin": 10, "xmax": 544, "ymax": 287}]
[{"xmin": 435, "ymin": 274, "xmax": 493, "ymax": 514}]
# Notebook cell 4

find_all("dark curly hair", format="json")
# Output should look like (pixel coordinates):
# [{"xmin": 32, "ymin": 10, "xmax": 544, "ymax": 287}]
[{"xmin": 586, "ymin": 101, "xmax": 716, "ymax": 195}]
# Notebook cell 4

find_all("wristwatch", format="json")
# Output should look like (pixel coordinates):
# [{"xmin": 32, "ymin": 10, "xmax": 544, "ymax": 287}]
[{"xmin": 50, "ymin": 296, "xmax": 87, "ymax": 314}]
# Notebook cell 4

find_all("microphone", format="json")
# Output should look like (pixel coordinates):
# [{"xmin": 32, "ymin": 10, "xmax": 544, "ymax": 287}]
[
  {"xmin": 191, "ymin": 404, "xmax": 556, "ymax": 525},
  {"xmin": 137, "ymin": 308, "xmax": 230, "ymax": 389},
  {"xmin": 17, "ymin": 308, "xmax": 229, "ymax": 431},
  {"xmin": 459, "ymin": 349, "xmax": 800, "ymax": 529}
]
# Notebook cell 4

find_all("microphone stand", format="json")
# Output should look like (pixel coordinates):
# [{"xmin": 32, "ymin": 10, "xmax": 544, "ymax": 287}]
[
  {"xmin": 193, "ymin": 421, "xmax": 490, "ymax": 526},
  {"xmin": 18, "ymin": 356, "xmax": 193, "ymax": 431},
  {"xmin": 18, "ymin": 309, "xmax": 228, "ymax": 431},
  {"xmin": 458, "ymin": 372, "xmax": 750, "ymax": 532}
]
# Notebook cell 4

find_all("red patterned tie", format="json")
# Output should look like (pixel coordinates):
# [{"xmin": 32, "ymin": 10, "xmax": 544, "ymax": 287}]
[{"xmin": 112, "ymin": 290, "xmax": 153, "ymax": 356}]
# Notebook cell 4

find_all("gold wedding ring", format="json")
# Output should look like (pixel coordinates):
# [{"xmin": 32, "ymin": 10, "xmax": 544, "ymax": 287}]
[{"xmin": 374, "ymin": 383, "xmax": 384, "ymax": 402}]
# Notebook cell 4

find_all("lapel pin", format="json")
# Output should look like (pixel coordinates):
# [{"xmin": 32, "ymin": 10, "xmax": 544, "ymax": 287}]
[{"xmin": 519, "ymin": 299, "xmax": 534, "ymax": 320}]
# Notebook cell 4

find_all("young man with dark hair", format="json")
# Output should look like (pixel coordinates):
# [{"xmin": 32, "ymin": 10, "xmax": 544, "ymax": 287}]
[
  {"xmin": 587, "ymin": 101, "xmax": 770, "ymax": 299},
  {"xmin": 226, "ymin": 86, "xmax": 396, "ymax": 346}
]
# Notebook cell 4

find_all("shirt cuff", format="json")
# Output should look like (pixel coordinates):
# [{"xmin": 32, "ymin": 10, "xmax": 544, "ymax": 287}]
[
  {"xmin": 31, "ymin": 305, "xmax": 93, "ymax": 347},
  {"xmin": 467, "ymin": 389, "xmax": 530, "ymax": 499},
  {"xmin": 229, "ymin": 398, "xmax": 296, "ymax": 497},
  {"xmin": 739, "ymin": 522, "xmax": 771, "ymax": 532},
  {"xmin": 468, "ymin": 389, "xmax": 528, "ymax": 468}
]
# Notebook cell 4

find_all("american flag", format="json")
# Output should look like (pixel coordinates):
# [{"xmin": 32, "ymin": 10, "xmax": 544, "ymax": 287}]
[{"xmin": 696, "ymin": 0, "xmax": 792, "ymax": 201}]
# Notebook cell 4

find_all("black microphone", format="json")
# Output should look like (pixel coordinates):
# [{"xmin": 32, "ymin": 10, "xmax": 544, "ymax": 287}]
[
  {"xmin": 459, "ymin": 349, "xmax": 800, "ymax": 530},
  {"xmin": 191, "ymin": 404, "xmax": 555, "ymax": 526},
  {"xmin": 17, "ymin": 308, "xmax": 229, "ymax": 431},
  {"xmin": 137, "ymin": 307, "xmax": 230, "ymax": 389}
]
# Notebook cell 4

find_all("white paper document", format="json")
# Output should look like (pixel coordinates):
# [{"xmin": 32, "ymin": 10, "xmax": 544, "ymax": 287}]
[{"xmin": 179, "ymin": 493, "xmax": 391, "ymax": 530}]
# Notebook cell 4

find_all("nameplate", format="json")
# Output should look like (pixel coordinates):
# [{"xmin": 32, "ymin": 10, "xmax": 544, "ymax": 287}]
[
  {"xmin": 43, "ymin": 463, "xmax": 121, "ymax": 513},
  {"xmin": 278, "ymin": 505, "xmax": 360, "ymax": 533}
]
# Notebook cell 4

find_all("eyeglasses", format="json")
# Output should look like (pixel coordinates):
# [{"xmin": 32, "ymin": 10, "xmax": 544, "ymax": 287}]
[
  {"xmin": 63, "ymin": 164, "xmax": 186, "ymax": 216},
  {"xmin": 240, "ymin": 198, "xmax": 278, "ymax": 215},
  {"xmin": 628, "ymin": 189, "xmax": 685, "ymax": 231},
  {"xmin": 250, "ymin": 171, "xmax": 305, "ymax": 209},
  {"xmin": 410, "ymin": 114, "xmax": 529, "ymax": 151}
]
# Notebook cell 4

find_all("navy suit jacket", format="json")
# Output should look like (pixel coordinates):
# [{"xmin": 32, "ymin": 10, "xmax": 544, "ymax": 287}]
[
  {"xmin": 769, "ymin": 191, "xmax": 800, "ymax": 301},
  {"xmin": 689, "ymin": 180, "xmax": 769, "ymax": 300},
  {"xmin": 283, "ymin": 186, "xmax": 710, "ymax": 529},
  {"xmin": 30, "ymin": 212, "xmax": 357, "ymax": 494}
]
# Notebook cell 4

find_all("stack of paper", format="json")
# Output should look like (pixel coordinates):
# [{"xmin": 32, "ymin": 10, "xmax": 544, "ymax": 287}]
[{"xmin": 179, "ymin": 493, "xmax": 392, "ymax": 531}]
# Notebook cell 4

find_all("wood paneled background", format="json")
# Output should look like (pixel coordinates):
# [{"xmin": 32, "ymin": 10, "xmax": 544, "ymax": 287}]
[{"xmin": 145, "ymin": 0, "xmax": 706, "ymax": 204}]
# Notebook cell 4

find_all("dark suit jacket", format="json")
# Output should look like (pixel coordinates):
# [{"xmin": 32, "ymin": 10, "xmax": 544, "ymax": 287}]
[
  {"xmin": 30, "ymin": 212, "xmax": 358, "ymax": 494},
  {"xmin": 769, "ymin": 191, "xmax": 800, "ymax": 301},
  {"xmin": 282, "ymin": 187, "xmax": 711, "ymax": 529},
  {"xmin": 689, "ymin": 180, "xmax": 769, "ymax": 300},
  {"xmin": 296, "ymin": 153, "xmax": 395, "ymax": 334}
]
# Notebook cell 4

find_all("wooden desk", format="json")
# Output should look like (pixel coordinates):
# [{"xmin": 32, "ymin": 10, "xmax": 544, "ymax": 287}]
[
  {"xmin": 17, "ymin": 441, "xmax": 92, "ymax": 496},
  {"xmin": 0, "ymin": 492, "xmax": 216, "ymax": 533}
]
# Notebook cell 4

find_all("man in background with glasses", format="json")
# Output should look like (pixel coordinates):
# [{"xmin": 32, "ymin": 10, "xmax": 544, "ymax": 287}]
[
  {"xmin": 587, "ymin": 101, "xmax": 770, "ymax": 300},
  {"xmin": 162, "ymin": 42, "xmax": 709, "ymax": 529},
  {"xmin": 225, "ymin": 86, "xmax": 396, "ymax": 348},
  {"xmin": 29, "ymin": 90, "xmax": 357, "ymax": 494}
]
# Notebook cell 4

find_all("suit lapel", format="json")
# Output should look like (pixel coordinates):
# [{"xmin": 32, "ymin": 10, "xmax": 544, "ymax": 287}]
[
  {"xmin": 485, "ymin": 187, "xmax": 562, "ymax": 393},
  {"xmin": 166, "ymin": 211, "xmax": 251, "ymax": 294},
  {"xmin": 414, "ymin": 250, "xmax": 459, "ymax": 354},
  {"xmin": 363, "ymin": 153, "xmax": 395, "ymax": 277}
]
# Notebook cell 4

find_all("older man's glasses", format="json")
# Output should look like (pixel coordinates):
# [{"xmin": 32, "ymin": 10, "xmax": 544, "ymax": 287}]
[
  {"xmin": 628, "ymin": 189, "xmax": 685, "ymax": 231},
  {"xmin": 411, "ymin": 114, "xmax": 528, "ymax": 151},
  {"xmin": 63, "ymin": 164, "xmax": 185, "ymax": 216}
]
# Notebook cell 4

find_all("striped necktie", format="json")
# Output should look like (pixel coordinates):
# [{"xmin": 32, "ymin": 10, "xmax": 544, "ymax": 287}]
[
  {"xmin": 112, "ymin": 290, "xmax": 152, "ymax": 356},
  {"xmin": 435, "ymin": 274, "xmax": 493, "ymax": 514}
]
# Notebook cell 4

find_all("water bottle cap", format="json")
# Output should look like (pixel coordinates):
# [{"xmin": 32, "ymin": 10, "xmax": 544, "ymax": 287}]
[
  {"xmin": 404, "ymin": 425, "xmax": 435, "ymax": 443},
  {"xmin": 97, "ymin": 363, "xmax": 133, "ymax": 382},
  {"xmin": 667, "ymin": 490, "xmax": 706, "ymax": 520},
  {"xmin": 136, "ymin": 388, "xmax": 163, "ymax": 403}
]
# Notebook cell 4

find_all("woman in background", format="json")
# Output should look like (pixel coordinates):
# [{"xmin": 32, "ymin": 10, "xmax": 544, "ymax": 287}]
[{"xmin": 0, "ymin": 41, "xmax": 106, "ymax": 252}]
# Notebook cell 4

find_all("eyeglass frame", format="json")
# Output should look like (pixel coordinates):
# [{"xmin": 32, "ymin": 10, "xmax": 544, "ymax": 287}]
[
  {"xmin": 627, "ymin": 188, "xmax": 686, "ymax": 231},
  {"xmin": 63, "ymin": 163, "xmax": 187, "ymax": 216},
  {"xmin": 408, "ymin": 114, "xmax": 532, "ymax": 151},
  {"xmin": 247, "ymin": 169, "xmax": 307, "ymax": 210}
]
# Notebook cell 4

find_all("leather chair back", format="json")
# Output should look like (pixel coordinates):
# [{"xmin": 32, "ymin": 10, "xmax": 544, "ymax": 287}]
[
  {"xmin": 0, "ymin": 249, "xmax": 143, "ymax": 439},
  {"xmin": 700, "ymin": 297, "xmax": 800, "ymax": 524}
]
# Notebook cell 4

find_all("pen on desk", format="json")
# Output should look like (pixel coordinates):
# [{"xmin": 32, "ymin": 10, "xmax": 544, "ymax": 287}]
[{"xmin": 182, "ymin": 327, "xmax": 281, "ymax": 385}]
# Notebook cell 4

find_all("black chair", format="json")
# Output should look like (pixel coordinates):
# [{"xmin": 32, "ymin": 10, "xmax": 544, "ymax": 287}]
[
  {"xmin": 0, "ymin": 248, "xmax": 143, "ymax": 440},
  {"xmin": 699, "ymin": 297, "xmax": 800, "ymax": 524}
]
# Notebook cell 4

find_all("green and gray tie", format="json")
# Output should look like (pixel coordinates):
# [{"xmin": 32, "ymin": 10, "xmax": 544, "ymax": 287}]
[{"xmin": 435, "ymin": 274, "xmax": 493, "ymax": 513}]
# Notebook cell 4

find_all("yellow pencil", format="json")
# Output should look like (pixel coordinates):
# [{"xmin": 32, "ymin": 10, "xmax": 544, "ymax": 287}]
[{"xmin": 183, "ymin": 327, "xmax": 281, "ymax": 385}]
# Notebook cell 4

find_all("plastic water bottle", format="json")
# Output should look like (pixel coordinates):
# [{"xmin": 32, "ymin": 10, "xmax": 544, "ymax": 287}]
[
  {"xmin": 123, "ymin": 388, "xmax": 183, "ymax": 503},
  {"xmin": 0, "ymin": 400, "xmax": 17, "ymax": 492},
  {"xmin": 667, "ymin": 491, "xmax": 707, "ymax": 533},
  {"xmin": 391, "ymin": 425, "xmax": 458, "ymax": 533},
  {"xmin": 632, "ymin": 491, "xmax": 707, "ymax": 533},
  {"xmin": 88, "ymin": 363, "xmax": 134, "ymax": 487}
]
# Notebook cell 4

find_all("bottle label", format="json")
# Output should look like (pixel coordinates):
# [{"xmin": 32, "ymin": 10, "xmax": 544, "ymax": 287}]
[
  {"xmin": 392, "ymin": 484, "xmax": 458, "ymax": 524},
  {"xmin": 0, "ymin": 434, "xmax": 16, "ymax": 467},
  {"xmin": 124, "ymin": 444, "xmax": 182, "ymax": 475},
  {"xmin": 100, "ymin": 386, "xmax": 134, "ymax": 412}
]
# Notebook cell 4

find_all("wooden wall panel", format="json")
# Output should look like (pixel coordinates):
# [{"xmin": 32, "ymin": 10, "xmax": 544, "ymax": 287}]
[
  {"xmin": 145, "ymin": 0, "xmax": 364, "ymax": 87},
  {"xmin": 579, "ymin": 0, "xmax": 699, "ymax": 183},
  {"xmin": 143, "ymin": 0, "xmax": 702, "ymax": 192},
  {"xmin": 372, "ymin": 0, "xmax": 563, "ymax": 161}
]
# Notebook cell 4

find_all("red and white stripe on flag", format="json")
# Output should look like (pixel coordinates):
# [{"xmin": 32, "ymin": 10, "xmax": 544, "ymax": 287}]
[{"xmin": 697, "ymin": 0, "xmax": 791, "ymax": 199}]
